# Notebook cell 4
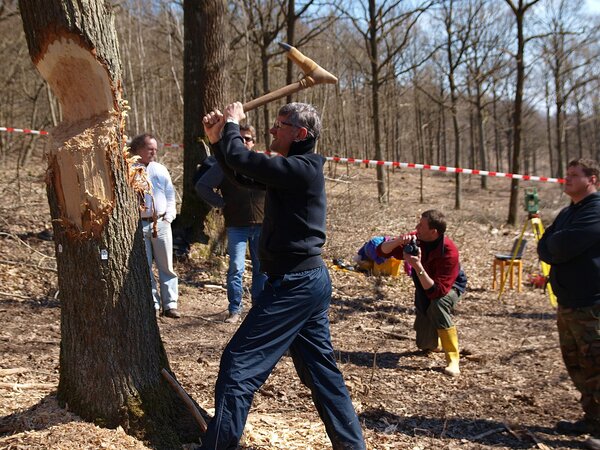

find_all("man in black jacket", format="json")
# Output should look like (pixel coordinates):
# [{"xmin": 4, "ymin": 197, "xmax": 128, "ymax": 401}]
[
  {"xmin": 195, "ymin": 124, "xmax": 266, "ymax": 323},
  {"xmin": 200, "ymin": 102, "xmax": 365, "ymax": 450},
  {"xmin": 538, "ymin": 158, "xmax": 600, "ymax": 448}
]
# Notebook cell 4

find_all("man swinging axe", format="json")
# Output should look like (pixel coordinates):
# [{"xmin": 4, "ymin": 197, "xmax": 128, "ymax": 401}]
[{"xmin": 200, "ymin": 102, "xmax": 366, "ymax": 450}]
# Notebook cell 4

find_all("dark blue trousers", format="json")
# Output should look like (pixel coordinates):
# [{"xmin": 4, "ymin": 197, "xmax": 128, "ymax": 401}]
[{"xmin": 201, "ymin": 265, "xmax": 365, "ymax": 450}]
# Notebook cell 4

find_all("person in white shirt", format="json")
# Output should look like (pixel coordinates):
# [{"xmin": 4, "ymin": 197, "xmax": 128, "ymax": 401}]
[{"xmin": 130, "ymin": 133, "xmax": 180, "ymax": 318}]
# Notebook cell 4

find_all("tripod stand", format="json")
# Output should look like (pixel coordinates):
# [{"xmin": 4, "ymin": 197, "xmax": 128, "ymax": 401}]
[{"xmin": 497, "ymin": 190, "xmax": 557, "ymax": 306}]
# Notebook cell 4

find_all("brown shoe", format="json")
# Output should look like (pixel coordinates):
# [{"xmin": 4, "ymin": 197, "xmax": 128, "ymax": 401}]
[
  {"xmin": 164, "ymin": 308, "xmax": 181, "ymax": 319},
  {"xmin": 224, "ymin": 313, "xmax": 241, "ymax": 324}
]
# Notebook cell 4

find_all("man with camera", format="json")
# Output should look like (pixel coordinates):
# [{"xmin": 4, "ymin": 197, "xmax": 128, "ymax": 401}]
[{"xmin": 377, "ymin": 209, "xmax": 467, "ymax": 377}]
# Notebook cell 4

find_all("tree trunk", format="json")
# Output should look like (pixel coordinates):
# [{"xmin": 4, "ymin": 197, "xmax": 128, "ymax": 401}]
[
  {"xmin": 176, "ymin": 0, "xmax": 228, "ymax": 247},
  {"xmin": 286, "ymin": 0, "xmax": 296, "ymax": 104},
  {"xmin": 545, "ymin": 79, "xmax": 554, "ymax": 175},
  {"xmin": 369, "ymin": 0, "xmax": 386, "ymax": 203},
  {"xmin": 554, "ymin": 68, "xmax": 565, "ymax": 178},
  {"xmin": 261, "ymin": 45, "xmax": 271, "ymax": 147},
  {"xmin": 505, "ymin": 0, "xmax": 540, "ymax": 225},
  {"xmin": 574, "ymin": 93, "xmax": 584, "ymax": 159},
  {"xmin": 507, "ymin": 8, "xmax": 524, "ymax": 225},
  {"xmin": 448, "ymin": 66, "xmax": 462, "ymax": 209},
  {"xmin": 18, "ymin": 1, "xmax": 201, "ymax": 447},
  {"xmin": 475, "ymin": 84, "xmax": 488, "ymax": 190}
]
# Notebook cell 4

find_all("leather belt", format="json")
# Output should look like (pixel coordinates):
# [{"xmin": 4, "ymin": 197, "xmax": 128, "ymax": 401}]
[{"xmin": 141, "ymin": 213, "xmax": 166, "ymax": 222}]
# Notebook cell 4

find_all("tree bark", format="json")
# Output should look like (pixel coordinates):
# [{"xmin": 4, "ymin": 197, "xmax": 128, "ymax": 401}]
[
  {"xmin": 445, "ymin": 8, "xmax": 462, "ymax": 210},
  {"xmin": 176, "ymin": 0, "xmax": 228, "ymax": 246},
  {"xmin": 368, "ymin": 0, "xmax": 386, "ymax": 203},
  {"xmin": 505, "ymin": 0, "xmax": 541, "ymax": 225},
  {"xmin": 18, "ymin": 1, "xmax": 201, "ymax": 447}
]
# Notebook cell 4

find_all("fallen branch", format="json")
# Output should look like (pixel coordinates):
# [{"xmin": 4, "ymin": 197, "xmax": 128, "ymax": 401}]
[
  {"xmin": 361, "ymin": 327, "xmax": 413, "ymax": 341},
  {"xmin": 324, "ymin": 175, "xmax": 351, "ymax": 183},
  {"xmin": 0, "ymin": 259, "xmax": 57, "ymax": 272},
  {"xmin": 0, "ymin": 231, "xmax": 55, "ymax": 260},
  {"xmin": 525, "ymin": 428, "xmax": 551, "ymax": 450},
  {"xmin": 0, "ymin": 367, "xmax": 30, "ymax": 376},
  {"xmin": 0, "ymin": 382, "xmax": 55, "ymax": 390},
  {"xmin": 161, "ymin": 368, "xmax": 207, "ymax": 433},
  {"xmin": 471, "ymin": 427, "xmax": 505, "ymax": 440},
  {"xmin": 0, "ymin": 291, "xmax": 31, "ymax": 300},
  {"xmin": 204, "ymin": 284, "xmax": 227, "ymax": 291}
]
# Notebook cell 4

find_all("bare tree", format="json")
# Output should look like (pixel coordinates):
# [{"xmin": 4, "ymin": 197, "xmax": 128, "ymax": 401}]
[
  {"xmin": 175, "ymin": 0, "xmax": 229, "ymax": 247},
  {"xmin": 464, "ymin": 1, "xmax": 508, "ymax": 189},
  {"xmin": 337, "ymin": 0, "xmax": 433, "ymax": 203},
  {"xmin": 538, "ymin": 0, "xmax": 599, "ymax": 177},
  {"xmin": 18, "ymin": 1, "xmax": 201, "ymax": 447},
  {"xmin": 284, "ymin": 0, "xmax": 336, "ymax": 101},
  {"xmin": 504, "ymin": 0, "xmax": 542, "ymax": 226},
  {"xmin": 439, "ymin": 0, "xmax": 480, "ymax": 209}
]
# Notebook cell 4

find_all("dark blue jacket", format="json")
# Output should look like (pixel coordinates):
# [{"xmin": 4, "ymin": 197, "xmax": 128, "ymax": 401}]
[
  {"xmin": 212, "ymin": 122, "xmax": 326, "ymax": 275},
  {"xmin": 538, "ymin": 191, "xmax": 600, "ymax": 308}
]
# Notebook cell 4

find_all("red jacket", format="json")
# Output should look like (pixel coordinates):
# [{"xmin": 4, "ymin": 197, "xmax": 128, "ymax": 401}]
[{"xmin": 377, "ymin": 236, "xmax": 461, "ymax": 300}]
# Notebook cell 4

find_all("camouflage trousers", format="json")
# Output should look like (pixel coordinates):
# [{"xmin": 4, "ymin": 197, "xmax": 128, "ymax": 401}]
[
  {"xmin": 414, "ymin": 289, "xmax": 460, "ymax": 351},
  {"xmin": 557, "ymin": 304, "xmax": 600, "ymax": 422}
]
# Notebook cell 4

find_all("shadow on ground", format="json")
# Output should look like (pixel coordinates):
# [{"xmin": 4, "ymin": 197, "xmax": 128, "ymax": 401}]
[{"xmin": 360, "ymin": 407, "xmax": 586, "ymax": 449}]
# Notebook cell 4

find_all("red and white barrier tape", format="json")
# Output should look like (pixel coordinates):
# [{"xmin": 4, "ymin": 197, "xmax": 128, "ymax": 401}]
[
  {"xmin": 325, "ymin": 156, "xmax": 565, "ymax": 184},
  {"xmin": 0, "ymin": 126, "xmax": 565, "ymax": 184},
  {"xmin": 0, "ymin": 126, "xmax": 48, "ymax": 135}
]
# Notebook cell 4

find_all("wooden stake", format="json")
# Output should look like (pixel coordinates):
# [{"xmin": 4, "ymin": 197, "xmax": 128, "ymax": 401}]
[{"xmin": 161, "ymin": 368, "xmax": 208, "ymax": 433}]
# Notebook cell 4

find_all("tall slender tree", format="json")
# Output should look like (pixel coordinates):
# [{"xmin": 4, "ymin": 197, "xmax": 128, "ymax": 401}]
[
  {"xmin": 338, "ymin": 0, "xmax": 433, "ymax": 203},
  {"xmin": 539, "ymin": 0, "xmax": 599, "ymax": 177},
  {"xmin": 504, "ymin": 0, "xmax": 541, "ymax": 225},
  {"xmin": 440, "ymin": 0, "xmax": 479, "ymax": 209}
]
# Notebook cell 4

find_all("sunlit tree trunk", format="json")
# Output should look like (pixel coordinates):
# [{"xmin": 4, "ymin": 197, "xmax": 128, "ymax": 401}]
[
  {"xmin": 18, "ymin": 1, "xmax": 201, "ymax": 447},
  {"xmin": 504, "ymin": 0, "xmax": 540, "ymax": 226},
  {"xmin": 176, "ymin": 0, "xmax": 228, "ymax": 246}
]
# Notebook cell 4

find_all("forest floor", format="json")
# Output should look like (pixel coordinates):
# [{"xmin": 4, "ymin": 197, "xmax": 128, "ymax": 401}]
[{"xmin": 0, "ymin": 149, "xmax": 592, "ymax": 449}]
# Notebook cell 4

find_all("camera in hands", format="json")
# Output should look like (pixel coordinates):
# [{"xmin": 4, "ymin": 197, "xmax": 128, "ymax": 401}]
[{"xmin": 403, "ymin": 237, "xmax": 419, "ymax": 256}]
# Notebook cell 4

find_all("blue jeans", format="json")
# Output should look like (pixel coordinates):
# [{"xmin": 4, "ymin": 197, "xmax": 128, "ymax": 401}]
[
  {"xmin": 202, "ymin": 265, "xmax": 365, "ymax": 450},
  {"xmin": 226, "ymin": 226, "xmax": 267, "ymax": 314}
]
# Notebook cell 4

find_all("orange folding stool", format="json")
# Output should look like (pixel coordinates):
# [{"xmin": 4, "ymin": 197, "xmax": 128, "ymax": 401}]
[{"xmin": 492, "ymin": 239, "xmax": 527, "ymax": 292}]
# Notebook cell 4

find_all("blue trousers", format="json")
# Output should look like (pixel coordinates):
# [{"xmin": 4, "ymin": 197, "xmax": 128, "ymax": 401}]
[
  {"xmin": 202, "ymin": 265, "xmax": 365, "ymax": 450},
  {"xmin": 226, "ymin": 226, "xmax": 267, "ymax": 314}
]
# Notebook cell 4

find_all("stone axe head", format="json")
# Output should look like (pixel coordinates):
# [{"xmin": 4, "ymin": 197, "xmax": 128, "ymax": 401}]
[{"xmin": 242, "ymin": 43, "xmax": 338, "ymax": 112}]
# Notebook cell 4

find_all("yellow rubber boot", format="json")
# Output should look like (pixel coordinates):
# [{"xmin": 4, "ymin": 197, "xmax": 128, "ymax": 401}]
[{"xmin": 438, "ymin": 326, "xmax": 460, "ymax": 377}]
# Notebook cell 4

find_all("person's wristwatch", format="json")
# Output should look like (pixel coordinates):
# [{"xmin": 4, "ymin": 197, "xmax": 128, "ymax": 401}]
[{"xmin": 417, "ymin": 269, "xmax": 425, "ymax": 276}]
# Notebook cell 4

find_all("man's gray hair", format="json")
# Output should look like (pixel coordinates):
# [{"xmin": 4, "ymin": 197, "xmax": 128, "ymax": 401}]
[{"xmin": 278, "ymin": 102, "xmax": 321, "ymax": 140}]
